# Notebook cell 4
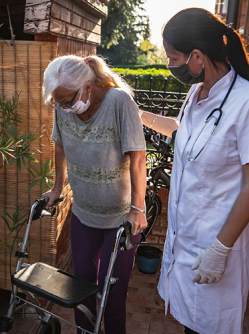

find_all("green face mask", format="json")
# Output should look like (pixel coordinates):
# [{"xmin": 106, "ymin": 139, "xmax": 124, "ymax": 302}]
[{"xmin": 167, "ymin": 52, "xmax": 205, "ymax": 85}]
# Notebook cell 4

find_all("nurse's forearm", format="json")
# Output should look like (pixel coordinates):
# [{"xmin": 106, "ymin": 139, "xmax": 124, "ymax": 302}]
[
  {"xmin": 217, "ymin": 167, "xmax": 249, "ymax": 247},
  {"xmin": 141, "ymin": 111, "xmax": 179, "ymax": 137}
]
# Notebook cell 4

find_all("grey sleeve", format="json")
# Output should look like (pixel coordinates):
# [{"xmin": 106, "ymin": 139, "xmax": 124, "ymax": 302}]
[
  {"xmin": 117, "ymin": 92, "xmax": 146, "ymax": 154},
  {"xmin": 51, "ymin": 109, "xmax": 63, "ymax": 146}
]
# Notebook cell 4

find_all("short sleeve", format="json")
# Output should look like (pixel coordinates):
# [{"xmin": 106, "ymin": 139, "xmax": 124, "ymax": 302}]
[
  {"xmin": 237, "ymin": 100, "xmax": 249, "ymax": 165},
  {"xmin": 116, "ymin": 91, "xmax": 146, "ymax": 154},
  {"xmin": 51, "ymin": 109, "xmax": 63, "ymax": 146}
]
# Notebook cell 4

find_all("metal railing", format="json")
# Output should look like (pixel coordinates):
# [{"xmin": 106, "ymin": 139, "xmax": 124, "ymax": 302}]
[{"xmin": 133, "ymin": 76, "xmax": 188, "ymax": 117}]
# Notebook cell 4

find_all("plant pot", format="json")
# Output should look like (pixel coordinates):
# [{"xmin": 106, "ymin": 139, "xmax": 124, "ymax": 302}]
[{"xmin": 137, "ymin": 245, "xmax": 162, "ymax": 274}]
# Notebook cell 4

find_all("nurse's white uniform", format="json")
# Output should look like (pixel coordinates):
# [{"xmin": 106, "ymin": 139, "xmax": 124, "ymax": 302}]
[{"xmin": 158, "ymin": 67, "xmax": 249, "ymax": 334}]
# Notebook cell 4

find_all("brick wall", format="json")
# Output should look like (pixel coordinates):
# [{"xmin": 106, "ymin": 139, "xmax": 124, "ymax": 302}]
[
  {"xmin": 56, "ymin": 183, "xmax": 73, "ymax": 271},
  {"xmin": 146, "ymin": 188, "xmax": 169, "ymax": 251}
]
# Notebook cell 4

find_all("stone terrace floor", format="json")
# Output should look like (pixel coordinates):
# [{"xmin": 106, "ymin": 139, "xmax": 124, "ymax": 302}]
[{"xmin": 0, "ymin": 259, "xmax": 249, "ymax": 334}]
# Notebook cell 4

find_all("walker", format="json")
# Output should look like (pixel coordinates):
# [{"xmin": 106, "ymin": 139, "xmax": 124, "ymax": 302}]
[{"xmin": 0, "ymin": 196, "xmax": 144, "ymax": 334}]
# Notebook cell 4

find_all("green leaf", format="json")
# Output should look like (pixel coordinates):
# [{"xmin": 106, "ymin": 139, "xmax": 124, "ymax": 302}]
[
  {"xmin": 27, "ymin": 168, "xmax": 35, "ymax": 178},
  {"xmin": 28, "ymin": 164, "xmax": 40, "ymax": 175},
  {"xmin": 21, "ymin": 155, "xmax": 26, "ymax": 168},
  {"xmin": 0, "ymin": 215, "xmax": 11, "ymax": 231},
  {"xmin": 17, "ymin": 158, "xmax": 21, "ymax": 171},
  {"xmin": 11, "ymin": 123, "xmax": 15, "ymax": 137},
  {"xmin": 28, "ymin": 179, "xmax": 39, "ymax": 190},
  {"xmin": 47, "ymin": 179, "xmax": 55, "ymax": 188},
  {"xmin": 41, "ymin": 180, "xmax": 45, "ymax": 194},
  {"xmin": 42, "ymin": 158, "xmax": 51, "ymax": 173},
  {"xmin": 26, "ymin": 156, "xmax": 38, "ymax": 162},
  {"xmin": 8, "ymin": 157, "xmax": 16, "ymax": 166}
]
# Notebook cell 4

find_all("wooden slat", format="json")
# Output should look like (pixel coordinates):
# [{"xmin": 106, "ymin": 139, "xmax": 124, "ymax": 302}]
[
  {"xmin": 54, "ymin": 0, "xmax": 102, "ymax": 24},
  {"xmin": 50, "ymin": 17, "xmax": 101, "ymax": 44},
  {"xmin": 51, "ymin": 1, "xmax": 101, "ymax": 34},
  {"xmin": 73, "ymin": 0, "xmax": 107, "ymax": 18},
  {"xmin": 24, "ymin": 0, "xmax": 106, "ymax": 39},
  {"xmin": 56, "ymin": 36, "xmax": 96, "ymax": 55},
  {"xmin": 24, "ymin": 0, "xmax": 51, "ymax": 34}
]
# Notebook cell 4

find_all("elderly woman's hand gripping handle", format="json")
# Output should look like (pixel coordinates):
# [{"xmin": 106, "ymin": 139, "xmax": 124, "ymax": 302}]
[{"xmin": 124, "ymin": 150, "xmax": 147, "ymax": 235}]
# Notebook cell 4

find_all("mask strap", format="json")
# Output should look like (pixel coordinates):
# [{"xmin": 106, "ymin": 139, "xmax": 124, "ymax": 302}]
[
  {"xmin": 187, "ymin": 51, "xmax": 205, "ymax": 73},
  {"xmin": 78, "ymin": 89, "xmax": 83, "ymax": 100},
  {"xmin": 186, "ymin": 52, "xmax": 193, "ymax": 64}
]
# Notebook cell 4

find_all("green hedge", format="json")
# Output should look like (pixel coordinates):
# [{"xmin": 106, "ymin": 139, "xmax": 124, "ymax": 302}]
[
  {"xmin": 114, "ymin": 64, "xmax": 168, "ymax": 70},
  {"xmin": 113, "ymin": 68, "xmax": 189, "ymax": 92}
]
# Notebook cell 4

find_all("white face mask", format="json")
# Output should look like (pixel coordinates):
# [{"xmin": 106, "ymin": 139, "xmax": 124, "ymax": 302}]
[{"xmin": 63, "ymin": 91, "xmax": 91, "ymax": 114}]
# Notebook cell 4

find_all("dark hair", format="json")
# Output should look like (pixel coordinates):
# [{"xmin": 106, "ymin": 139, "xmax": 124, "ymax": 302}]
[{"xmin": 162, "ymin": 8, "xmax": 249, "ymax": 81}]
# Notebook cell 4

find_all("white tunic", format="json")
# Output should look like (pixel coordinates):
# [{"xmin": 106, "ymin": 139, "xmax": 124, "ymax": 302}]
[{"xmin": 158, "ymin": 67, "xmax": 249, "ymax": 334}]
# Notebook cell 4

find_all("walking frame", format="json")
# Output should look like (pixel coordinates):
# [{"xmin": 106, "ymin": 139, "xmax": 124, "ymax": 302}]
[{"xmin": 0, "ymin": 196, "xmax": 145, "ymax": 334}]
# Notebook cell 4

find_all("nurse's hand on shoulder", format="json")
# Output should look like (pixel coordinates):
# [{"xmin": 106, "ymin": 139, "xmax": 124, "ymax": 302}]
[{"xmin": 191, "ymin": 237, "xmax": 232, "ymax": 284}]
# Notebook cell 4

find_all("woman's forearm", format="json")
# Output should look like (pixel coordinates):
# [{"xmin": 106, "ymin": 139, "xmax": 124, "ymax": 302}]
[
  {"xmin": 129, "ymin": 150, "xmax": 147, "ymax": 209},
  {"xmin": 141, "ymin": 111, "xmax": 179, "ymax": 137},
  {"xmin": 53, "ymin": 143, "xmax": 67, "ymax": 193}
]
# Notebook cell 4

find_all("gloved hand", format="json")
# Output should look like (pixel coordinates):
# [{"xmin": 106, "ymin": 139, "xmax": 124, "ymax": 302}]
[{"xmin": 191, "ymin": 237, "xmax": 232, "ymax": 284}]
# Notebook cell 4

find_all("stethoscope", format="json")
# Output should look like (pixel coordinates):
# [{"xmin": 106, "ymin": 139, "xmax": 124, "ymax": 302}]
[{"xmin": 186, "ymin": 72, "xmax": 237, "ymax": 162}]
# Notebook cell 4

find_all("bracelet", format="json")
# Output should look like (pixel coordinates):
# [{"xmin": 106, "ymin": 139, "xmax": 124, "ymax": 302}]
[
  {"xmin": 130, "ymin": 204, "xmax": 145, "ymax": 214},
  {"xmin": 150, "ymin": 114, "xmax": 158, "ymax": 128}
]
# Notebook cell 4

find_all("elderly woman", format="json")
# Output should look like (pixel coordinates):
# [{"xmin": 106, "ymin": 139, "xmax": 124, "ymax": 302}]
[{"xmin": 42, "ymin": 55, "xmax": 147, "ymax": 334}]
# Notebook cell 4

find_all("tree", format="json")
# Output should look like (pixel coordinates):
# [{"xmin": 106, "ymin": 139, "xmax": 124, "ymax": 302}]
[
  {"xmin": 137, "ymin": 44, "xmax": 168, "ymax": 65},
  {"xmin": 97, "ymin": 0, "xmax": 150, "ymax": 65}
]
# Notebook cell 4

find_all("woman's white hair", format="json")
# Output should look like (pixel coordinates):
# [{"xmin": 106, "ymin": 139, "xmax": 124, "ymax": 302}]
[
  {"xmin": 43, "ymin": 55, "xmax": 133, "ymax": 106},
  {"xmin": 43, "ymin": 55, "xmax": 94, "ymax": 106}
]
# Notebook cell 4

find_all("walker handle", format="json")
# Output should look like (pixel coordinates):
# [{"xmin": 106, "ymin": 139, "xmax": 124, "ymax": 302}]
[
  {"xmin": 32, "ymin": 195, "xmax": 64, "ymax": 221},
  {"xmin": 120, "ymin": 221, "xmax": 146, "ymax": 250}
]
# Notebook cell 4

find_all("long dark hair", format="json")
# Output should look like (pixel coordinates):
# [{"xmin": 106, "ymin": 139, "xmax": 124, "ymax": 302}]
[{"xmin": 162, "ymin": 8, "xmax": 249, "ymax": 81}]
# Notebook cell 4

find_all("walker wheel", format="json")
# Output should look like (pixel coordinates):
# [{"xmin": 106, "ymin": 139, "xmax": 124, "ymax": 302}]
[{"xmin": 36, "ymin": 317, "xmax": 61, "ymax": 334}]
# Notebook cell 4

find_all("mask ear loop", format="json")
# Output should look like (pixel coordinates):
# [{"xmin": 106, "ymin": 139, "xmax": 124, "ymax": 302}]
[
  {"xmin": 78, "ymin": 89, "xmax": 83, "ymax": 101},
  {"xmin": 187, "ymin": 51, "xmax": 205, "ymax": 76},
  {"xmin": 70, "ymin": 89, "xmax": 83, "ymax": 110},
  {"xmin": 186, "ymin": 52, "xmax": 193, "ymax": 64}
]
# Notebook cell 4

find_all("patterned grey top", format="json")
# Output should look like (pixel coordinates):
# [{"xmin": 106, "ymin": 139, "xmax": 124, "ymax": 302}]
[{"xmin": 52, "ymin": 88, "xmax": 146, "ymax": 228}]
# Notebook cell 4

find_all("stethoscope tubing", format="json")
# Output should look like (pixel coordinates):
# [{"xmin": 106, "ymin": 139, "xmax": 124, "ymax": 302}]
[{"xmin": 187, "ymin": 72, "xmax": 238, "ymax": 162}]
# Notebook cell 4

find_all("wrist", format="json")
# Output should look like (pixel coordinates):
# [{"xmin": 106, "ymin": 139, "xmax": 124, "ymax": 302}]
[
  {"xmin": 52, "ymin": 187, "xmax": 62, "ymax": 194},
  {"xmin": 130, "ymin": 204, "xmax": 145, "ymax": 214},
  {"xmin": 213, "ymin": 237, "xmax": 232, "ymax": 254}
]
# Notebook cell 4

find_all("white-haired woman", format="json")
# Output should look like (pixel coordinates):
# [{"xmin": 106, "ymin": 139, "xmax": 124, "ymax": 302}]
[{"xmin": 42, "ymin": 55, "xmax": 147, "ymax": 334}]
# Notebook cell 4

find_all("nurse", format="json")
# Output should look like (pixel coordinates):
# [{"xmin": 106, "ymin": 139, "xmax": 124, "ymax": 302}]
[{"xmin": 140, "ymin": 7, "xmax": 249, "ymax": 334}]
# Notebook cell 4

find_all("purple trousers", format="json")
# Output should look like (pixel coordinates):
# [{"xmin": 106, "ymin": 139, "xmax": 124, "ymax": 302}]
[{"xmin": 71, "ymin": 213, "xmax": 139, "ymax": 334}]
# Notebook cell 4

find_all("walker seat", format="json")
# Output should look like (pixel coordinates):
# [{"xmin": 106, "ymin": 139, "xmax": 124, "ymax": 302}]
[{"xmin": 11, "ymin": 262, "xmax": 99, "ymax": 308}]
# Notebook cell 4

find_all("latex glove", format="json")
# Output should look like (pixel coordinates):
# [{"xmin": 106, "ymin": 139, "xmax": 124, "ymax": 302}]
[{"xmin": 191, "ymin": 237, "xmax": 232, "ymax": 284}]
